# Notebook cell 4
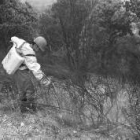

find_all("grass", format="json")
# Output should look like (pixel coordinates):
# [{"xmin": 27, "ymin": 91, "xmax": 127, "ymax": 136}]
[
  {"xmin": 0, "ymin": 63, "xmax": 138, "ymax": 140},
  {"xmin": 0, "ymin": 106, "xmax": 102, "ymax": 140}
]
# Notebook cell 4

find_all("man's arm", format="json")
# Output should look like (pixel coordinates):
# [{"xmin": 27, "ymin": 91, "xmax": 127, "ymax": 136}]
[{"xmin": 24, "ymin": 55, "xmax": 51, "ymax": 86}]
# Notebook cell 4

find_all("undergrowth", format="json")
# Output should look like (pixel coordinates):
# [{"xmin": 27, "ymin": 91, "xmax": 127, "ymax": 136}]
[{"xmin": 0, "ymin": 68, "xmax": 139, "ymax": 140}]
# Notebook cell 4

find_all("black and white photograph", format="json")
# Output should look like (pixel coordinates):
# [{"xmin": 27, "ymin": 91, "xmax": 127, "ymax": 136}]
[{"xmin": 0, "ymin": 0, "xmax": 139, "ymax": 139}]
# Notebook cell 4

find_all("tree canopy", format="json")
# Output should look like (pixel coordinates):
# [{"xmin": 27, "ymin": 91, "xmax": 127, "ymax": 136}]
[
  {"xmin": 0, "ymin": 0, "xmax": 38, "ymax": 50},
  {"xmin": 39, "ymin": 0, "xmax": 140, "ymax": 83}
]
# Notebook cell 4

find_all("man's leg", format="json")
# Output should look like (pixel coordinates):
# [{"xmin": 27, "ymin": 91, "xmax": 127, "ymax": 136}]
[{"xmin": 13, "ymin": 69, "xmax": 36, "ymax": 113}]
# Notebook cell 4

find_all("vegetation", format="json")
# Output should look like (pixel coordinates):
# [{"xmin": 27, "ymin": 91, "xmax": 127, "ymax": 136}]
[
  {"xmin": 1, "ymin": 0, "xmax": 140, "ymax": 139},
  {"xmin": 39, "ymin": 0, "xmax": 140, "ymax": 84},
  {"xmin": 0, "ymin": 0, "xmax": 37, "ymax": 52}
]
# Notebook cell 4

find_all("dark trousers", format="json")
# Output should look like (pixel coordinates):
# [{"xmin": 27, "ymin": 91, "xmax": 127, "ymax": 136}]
[{"xmin": 13, "ymin": 69, "xmax": 36, "ymax": 112}]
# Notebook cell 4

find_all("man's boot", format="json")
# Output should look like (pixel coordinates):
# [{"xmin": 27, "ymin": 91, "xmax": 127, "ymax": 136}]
[
  {"xmin": 20, "ymin": 100, "xmax": 29, "ymax": 113},
  {"xmin": 27, "ymin": 98, "xmax": 37, "ymax": 113}
]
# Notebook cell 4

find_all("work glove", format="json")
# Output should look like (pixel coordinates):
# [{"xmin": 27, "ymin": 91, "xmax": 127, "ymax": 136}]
[{"xmin": 40, "ymin": 76, "xmax": 53, "ymax": 88}]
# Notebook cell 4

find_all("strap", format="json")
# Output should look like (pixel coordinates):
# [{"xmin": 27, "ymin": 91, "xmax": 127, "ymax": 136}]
[
  {"xmin": 15, "ymin": 42, "xmax": 36, "ymax": 57},
  {"xmin": 16, "ymin": 42, "xmax": 26, "ymax": 49},
  {"xmin": 19, "ymin": 42, "xmax": 36, "ymax": 57},
  {"xmin": 20, "ymin": 42, "xmax": 26, "ymax": 48},
  {"xmin": 15, "ymin": 42, "xmax": 27, "ymax": 56},
  {"xmin": 25, "ymin": 54, "xmax": 36, "ymax": 57}
]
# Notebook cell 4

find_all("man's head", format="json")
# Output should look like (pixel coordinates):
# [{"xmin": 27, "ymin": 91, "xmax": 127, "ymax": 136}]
[{"xmin": 33, "ymin": 36, "xmax": 47, "ymax": 53}]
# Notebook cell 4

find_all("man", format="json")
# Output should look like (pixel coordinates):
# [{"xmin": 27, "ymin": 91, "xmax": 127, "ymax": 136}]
[{"xmin": 11, "ymin": 36, "xmax": 51, "ymax": 113}]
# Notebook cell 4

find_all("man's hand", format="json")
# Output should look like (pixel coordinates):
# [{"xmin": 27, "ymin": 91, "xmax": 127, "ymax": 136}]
[{"xmin": 40, "ymin": 76, "xmax": 53, "ymax": 88}]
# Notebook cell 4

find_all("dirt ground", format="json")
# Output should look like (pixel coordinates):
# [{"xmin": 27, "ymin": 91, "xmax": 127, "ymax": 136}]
[{"xmin": 0, "ymin": 106, "xmax": 104, "ymax": 140}]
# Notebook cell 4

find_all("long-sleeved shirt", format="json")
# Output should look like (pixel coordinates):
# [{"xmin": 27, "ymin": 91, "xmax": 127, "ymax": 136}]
[{"xmin": 11, "ymin": 36, "xmax": 51, "ymax": 86}]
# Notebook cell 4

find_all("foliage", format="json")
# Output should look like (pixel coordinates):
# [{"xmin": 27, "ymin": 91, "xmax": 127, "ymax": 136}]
[
  {"xmin": 39, "ymin": 9, "xmax": 63, "ymax": 52},
  {"xmin": 71, "ymin": 0, "xmax": 140, "ymax": 83},
  {"xmin": 0, "ymin": 0, "xmax": 38, "ymax": 50},
  {"xmin": 0, "ymin": 72, "xmax": 138, "ymax": 139},
  {"xmin": 1, "ymin": 0, "xmax": 140, "ymax": 139},
  {"xmin": 39, "ymin": 0, "xmax": 91, "ymax": 69},
  {"xmin": 39, "ymin": 0, "xmax": 140, "ymax": 85}
]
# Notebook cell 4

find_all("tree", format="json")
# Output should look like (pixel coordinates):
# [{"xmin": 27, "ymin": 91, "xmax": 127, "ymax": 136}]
[
  {"xmin": 0, "ymin": 0, "xmax": 38, "ymax": 51},
  {"xmin": 85, "ymin": 0, "xmax": 140, "ymax": 82},
  {"xmin": 39, "ymin": 0, "xmax": 140, "ymax": 83},
  {"xmin": 39, "ymin": 0, "xmax": 91, "ymax": 70}
]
